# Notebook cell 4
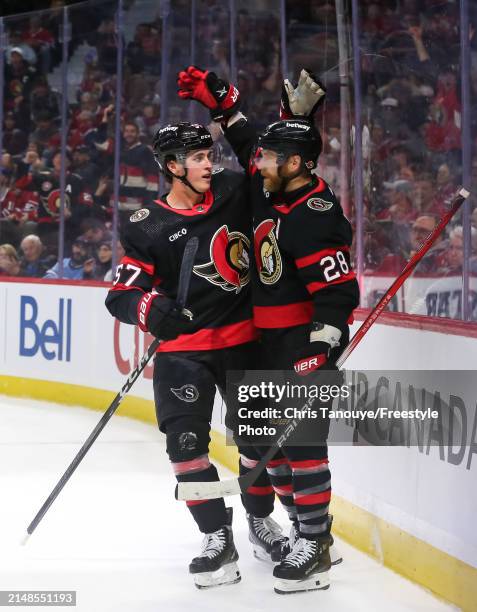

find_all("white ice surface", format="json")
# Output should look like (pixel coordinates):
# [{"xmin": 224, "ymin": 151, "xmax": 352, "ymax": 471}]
[{"xmin": 0, "ymin": 396, "xmax": 457, "ymax": 612}]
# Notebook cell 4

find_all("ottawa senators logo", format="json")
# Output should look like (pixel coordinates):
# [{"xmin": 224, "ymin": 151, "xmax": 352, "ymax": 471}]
[
  {"xmin": 44, "ymin": 189, "xmax": 71, "ymax": 218},
  {"xmin": 193, "ymin": 225, "xmax": 250, "ymax": 293},
  {"xmin": 254, "ymin": 219, "xmax": 282, "ymax": 285}
]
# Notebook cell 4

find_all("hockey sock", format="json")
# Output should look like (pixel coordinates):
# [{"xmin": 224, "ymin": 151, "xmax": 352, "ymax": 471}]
[
  {"xmin": 172, "ymin": 456, "xmax": 228, "ymax": 533},
  {"xmin": 287, "ymin": 447, "xmax": 331, "ymax": 538},
  {"xmin": 265, "ymin": 456, "xmax": 296, "ymax": 521},
  {"xmin": 239, "ymin": 453, "xmax": 275, "ymax": 517}
]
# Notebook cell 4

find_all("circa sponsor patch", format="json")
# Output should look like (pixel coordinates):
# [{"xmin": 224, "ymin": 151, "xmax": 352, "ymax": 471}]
[
  {"xmin": 307, "ymin": 197, "xmax": 334, "ymax": 212},
  {"xmin": 130, "ymin": 208, "xmax": 150, "ymax": 222}
]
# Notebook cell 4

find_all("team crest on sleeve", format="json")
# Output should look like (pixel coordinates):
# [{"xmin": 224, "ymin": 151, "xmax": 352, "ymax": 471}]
[
  {"xmin": 307, "ymin": 197, "xmax": 334, "ymax": 212},
  {"xmin": 254, "ymin": 219, "xmax": 282, "ymax": 285},
  {"xmin": 193, "ymin": 225, "xmax": 250, "ymax": 292},
  {"xmin": 130, "ymin": 208, "xmax": 150, "ymax": 222}
]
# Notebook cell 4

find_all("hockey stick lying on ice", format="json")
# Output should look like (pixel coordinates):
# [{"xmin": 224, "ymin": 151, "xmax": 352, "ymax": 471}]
[
  {"xmin": 176, "ymin": 187, "xmax": 470, "ymax": 502},
  {"xmin": 22, "ymin": 237, "xmax": 199, "ymax": 543}
]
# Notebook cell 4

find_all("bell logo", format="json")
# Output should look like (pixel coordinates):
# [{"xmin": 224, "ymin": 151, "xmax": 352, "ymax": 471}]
[{"xmin": 19, "ymin": 296, "xmax": 72, "ymax": 361}]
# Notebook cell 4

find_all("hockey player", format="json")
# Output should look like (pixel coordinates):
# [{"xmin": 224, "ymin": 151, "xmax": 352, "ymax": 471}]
[
  {"xmin": 105, "ymin": 121, "xmax": 289, "ymax": 588},
  {"xmin": 178, "ymin": 66, "xmax": 359, "ymax": 594}
]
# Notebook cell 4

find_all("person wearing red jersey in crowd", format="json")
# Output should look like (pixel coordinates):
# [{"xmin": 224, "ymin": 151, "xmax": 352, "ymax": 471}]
[
  {"xmin": 15, "ymin": 151, "xmax": 94, "ymax": 251},
  {"xmin": 178, "ymin": 65, "xmax": 359, "ymax": 594},
  {"xmin": 0, "ymin": 168, "xmax": 38, "ymax": 246}
]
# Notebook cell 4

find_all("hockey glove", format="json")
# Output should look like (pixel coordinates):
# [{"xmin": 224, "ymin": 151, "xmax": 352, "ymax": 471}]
[
  {"xmin": 177, "ymin": 65, "xmax": 241, "ymax": 122},
  {"xmin": 137, "ymin": 291, "xmax": 194, "ymax": 341},
  {"xmin": 280, "ymin": 69, "xmax": 326, "ymax": 120},
  {"xmin": 293, "ymin": 323, "xmax": 341, "ymax": 376}
]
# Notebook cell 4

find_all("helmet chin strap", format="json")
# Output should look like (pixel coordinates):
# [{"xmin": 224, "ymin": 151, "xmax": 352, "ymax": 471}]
[{"xmin": 170, "ymin": 167, "xmax": 205, "ymax": 196}]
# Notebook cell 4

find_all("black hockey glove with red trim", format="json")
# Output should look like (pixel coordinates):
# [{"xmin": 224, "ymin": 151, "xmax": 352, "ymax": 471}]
[
  {"xmin": 280, "ymin": 69, "xmax": 326, "ymax": 120},
  {"xmin": 177, "ymin": 65, "xmax": 241, "ymax": 122},
  {"xmin": 137, "ymin": 291, "xmax": 194, "ymax": 341},
  {"xmin": 293, "ymin": 322, "xmax": 341, "ymax": 376},
  {"xmin": 293, "ymin": 341, "xmax": 330, "ymax": 376}
]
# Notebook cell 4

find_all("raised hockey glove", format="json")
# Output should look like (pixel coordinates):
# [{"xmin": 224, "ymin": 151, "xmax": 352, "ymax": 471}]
[
  {"xmin": 280, "ymin": 69, "xmax": 326, "ymax": 120},
  {"xmin": 137, "ymin": 291, "xmax": 194, "ymax": 341},
  {"xmin": 177, "ymin": 65, "xmax": 241, "ymax": 122},
  {"xmin": 293, "ymin": 323, "xmax": 341, "ymax": 376}
]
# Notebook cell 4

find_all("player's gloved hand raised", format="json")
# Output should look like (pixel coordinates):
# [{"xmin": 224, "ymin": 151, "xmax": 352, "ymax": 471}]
[
  {"xmin": 137, "ymin": 291, "xmax": 194, "ymax": 341},
  {"xmin": 177, "ymin": 65, "xmax": 241, "ymax": 122},
  {"xmin": 293, "ymin": 322, "xmax": 341, "ymax": 376},
  {"xmin": 280, "ymin": 69, "xmax": 326, "ymax": 120}
]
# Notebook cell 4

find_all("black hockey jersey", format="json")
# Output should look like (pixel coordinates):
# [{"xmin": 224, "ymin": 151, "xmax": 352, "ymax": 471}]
[
  {"xmin": 16, "ymin": 170, "xmax": 93, "ymax": 225},
  {"xmin": 105, "ymin": 168, "xmax": 257, "ymax": 352},
  {"xmin": 224, "ymin": 119, "xmax": 360, "ymax": 331}
]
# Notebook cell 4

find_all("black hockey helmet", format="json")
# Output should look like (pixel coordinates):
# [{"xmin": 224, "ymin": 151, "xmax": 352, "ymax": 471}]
[
  {"xmin": 257, "ymin": 119, "xmax": 322, "ymax": 170},
  {"xmin": 152, "ymin": 122, "xmax": 214, "ymax": 176}
]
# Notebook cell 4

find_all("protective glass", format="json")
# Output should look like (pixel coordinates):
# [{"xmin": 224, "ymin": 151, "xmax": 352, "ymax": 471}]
[
  {"xmin": 176, "ymin": 143, "xmax": 222, "ymax": 169},
  {"xmin": 251, "ymin": 146, "xmax": 287, "ymax": 169}
]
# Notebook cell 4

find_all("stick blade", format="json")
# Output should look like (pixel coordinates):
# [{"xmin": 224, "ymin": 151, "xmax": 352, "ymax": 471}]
[{"xmin": 177, "ymin": 478, "xmax": 242, "ymax": 501}]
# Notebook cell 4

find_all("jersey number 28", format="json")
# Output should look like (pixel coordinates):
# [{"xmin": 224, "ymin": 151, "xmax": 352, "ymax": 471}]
[{"xmin": 320, "ymin": 251, "xmax": 349, "ymax": 282}]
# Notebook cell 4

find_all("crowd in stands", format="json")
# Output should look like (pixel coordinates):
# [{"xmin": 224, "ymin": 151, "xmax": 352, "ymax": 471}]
[{"xmin": 1, "ymin": 0, "xmax": 476, "ymax": 317}]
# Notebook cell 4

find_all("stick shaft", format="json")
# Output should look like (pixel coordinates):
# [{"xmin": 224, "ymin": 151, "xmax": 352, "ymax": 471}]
[
  {"xmin": 26, "ymin": 237, "xmax": 199, "ymax": 536},
  {"xmin": 177, "ymin": 188, "xmax": 470, "ymax": 501}
]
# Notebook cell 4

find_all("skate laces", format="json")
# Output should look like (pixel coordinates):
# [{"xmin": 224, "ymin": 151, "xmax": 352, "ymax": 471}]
[
  {"xmin": 253, "ymin": 516, "xmax": 286, "ymax": 545},
  {"xmin": 283, "ymin": 537, "xmax": 317, "ymax": 567},
  {"xmin": 199, "ymin": 528, "xmax": 227, "ymax": 559}
]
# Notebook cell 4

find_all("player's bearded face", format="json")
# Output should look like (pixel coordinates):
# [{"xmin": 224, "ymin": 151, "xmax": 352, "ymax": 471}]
[
  {"xmin": 256, "ymin": 149, "xmax": 298, "ymax": 193},
  {"xmin": 255, "ymin": 149, "xmax": 282, "ymax": 192}
]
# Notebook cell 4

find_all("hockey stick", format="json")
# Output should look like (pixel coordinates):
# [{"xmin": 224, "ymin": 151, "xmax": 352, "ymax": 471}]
[
  {"xmin": 176, "ymin": 187, "xmax": 470, "ymax": 501},
  {"xmin": 23, "ymin": 236, "xmax": 199, "ymax": 542}
]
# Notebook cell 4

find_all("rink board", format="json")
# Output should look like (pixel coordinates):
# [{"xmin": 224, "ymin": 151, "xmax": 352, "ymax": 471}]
[{"xmin": 1, "ymin": 278, "xmax": 476, "ymax": 611}]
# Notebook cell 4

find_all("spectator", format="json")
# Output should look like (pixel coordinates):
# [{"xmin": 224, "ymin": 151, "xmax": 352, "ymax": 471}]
[
  {"xmin": 19, "ymin": 234, "xmax": 56, "ymax": 278},
  {"xmin": 411, "ymin": 215, "xmax": 446, "ymax": 274},
  {"xmin": 44, "ymin": 236, "xmax": 95, "ymax": 280},
  {"xmin": 71, "ymin": 146, "xmax": 100, "ymax": 190},
  {"xmin": 1, "ymin": 168, "xmax": 38, "ymax": 247},
  {"xmin": 3, "ymin": 111, "xmax": 28, "ymax": 156},
  {"xmin": 4, "ymin": 47, "xmax": 38, "ymax": 125},
  {"xmin": 29, "ymin": 77, "xmax": 60, "ymax": 123},
  {"xmin": 116, "ymin": 121, "xmax": 158, "ymax": 222},
  {"xmin": 21, "ymin": 15, "xmax": 55, "ymax": 72},
  {"xmin": 93, "ymin": 239, "xmax": 113, "ymax": 280},
  {"xmin": 0, "ymin": 244, "xmax": 21, "ymax": 276},
  {"xmin": 103, "ymin": 240, "xmax": 125, "ymax": 282},
  {"xmin": 29, "ymin": 111, "xmax": 59, "ymax": 158},
  {"xmin": 135, "ymin": 102, "xmax": 161, "ymax": 144},
  {"xmin": 15, "ymin": 150, "xmax": 94, "ymax": 251},
  {"xmin": 6, "ymin": 30, "xmax": 37, "ymax": 65},
  {"xmin": 436, "ymin": 226, "xmax": 477, "ymax": 276},
  {"xmin": 80, "ymin": 217, "xmax": 111, "ymax": 247},
  {"xmin": 414, "ymin": 172, "xmax": 436, "ymax": 214}
]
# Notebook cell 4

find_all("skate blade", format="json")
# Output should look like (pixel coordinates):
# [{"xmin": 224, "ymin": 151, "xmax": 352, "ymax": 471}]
[
  {"xmin": 274, "ymin": 570, "xmax": 330, "ymax": 595},
  {"xmin": 252, "ymin": 544, "xmax": 273, "ymax": 564},
  {"xmin": 330, "ymin": 544, "xmax": 343, "ymax": 566},
  {"xmin": 194, "ymin": 562, "xmax": 241, "ymax": 589}
]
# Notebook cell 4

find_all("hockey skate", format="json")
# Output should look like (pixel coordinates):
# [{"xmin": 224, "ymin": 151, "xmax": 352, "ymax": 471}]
[
  {"xmin": 247, "ymin": 513, "xmax": 289, "ymax": 563},
  {"xmin": 279, "ymin": 515, "xmax": 343, "ymax": 566},
  {"xmin": 273, "ymin": 535, "xmax": 331, "ymax": 595},
  {"xmin": 189, "ymin": 509, "xmax": 241, "ymax": 589}
]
